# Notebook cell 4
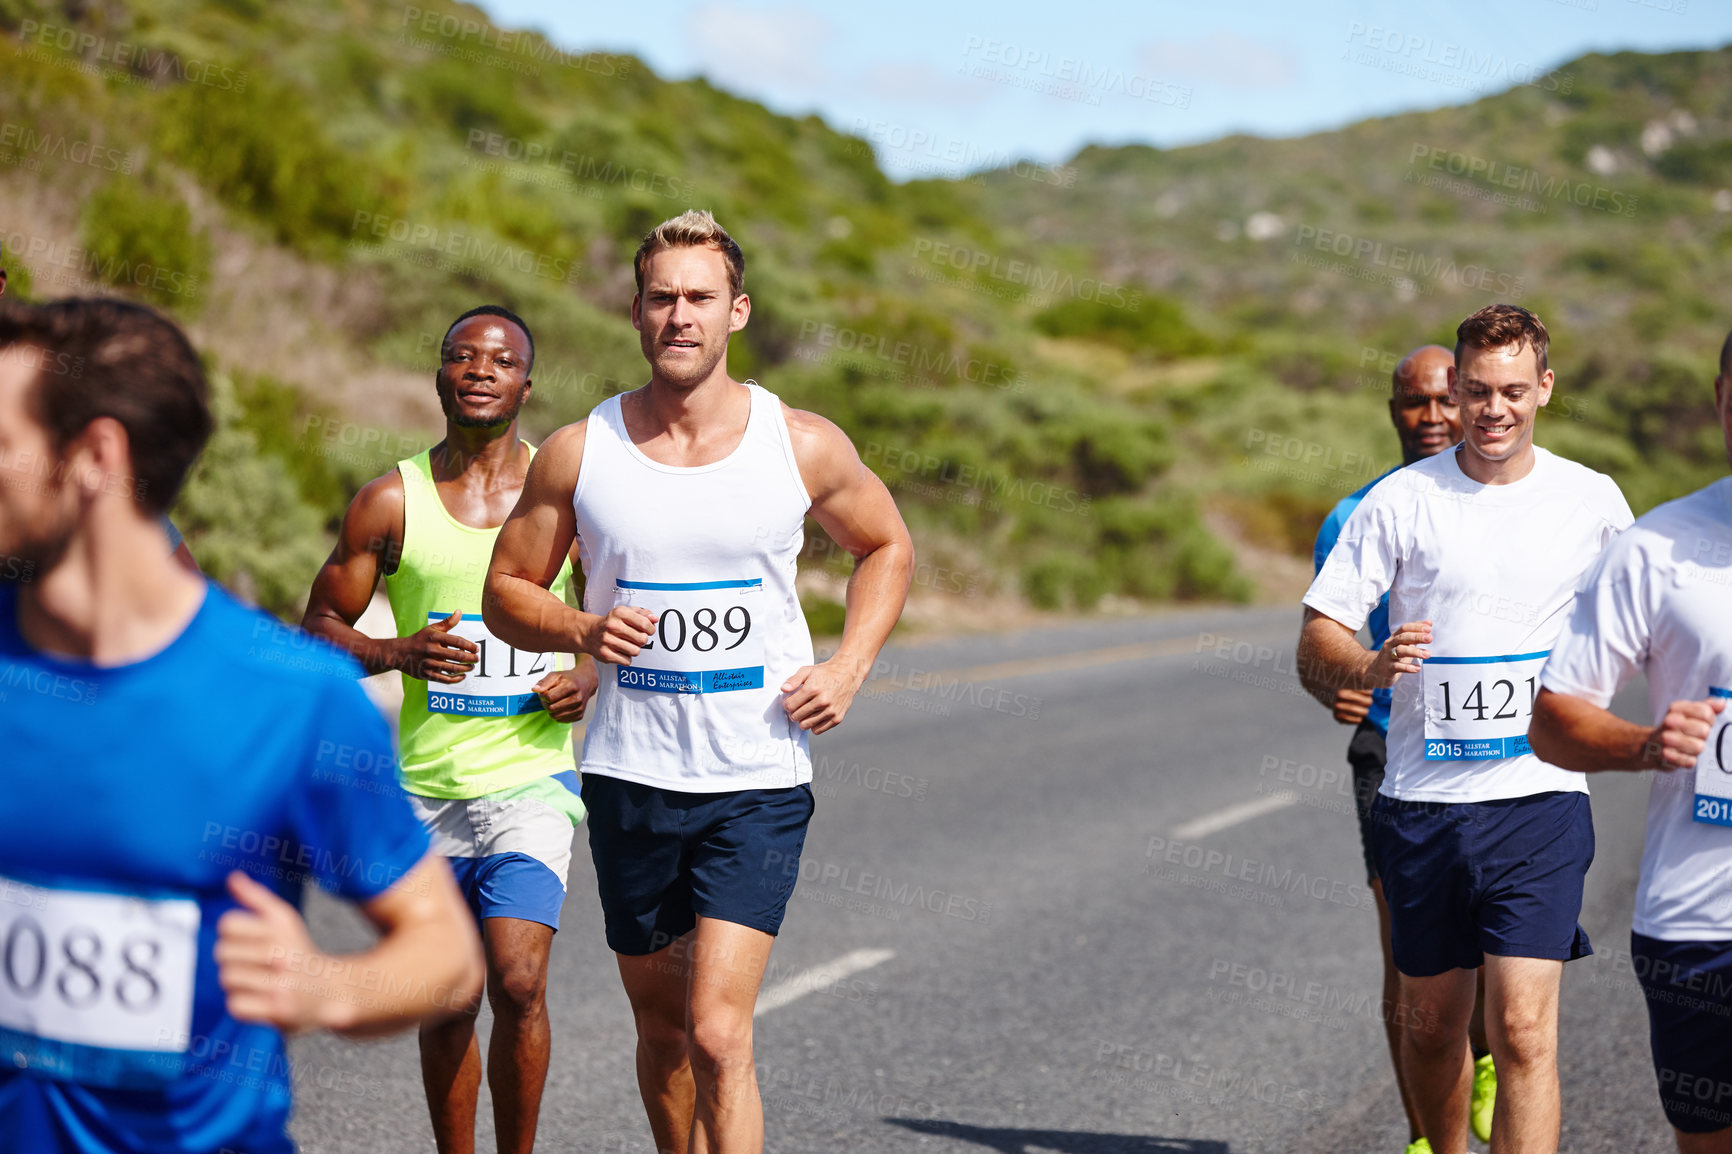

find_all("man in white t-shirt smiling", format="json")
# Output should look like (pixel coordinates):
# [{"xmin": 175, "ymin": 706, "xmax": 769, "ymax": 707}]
[
  {"xmin": 1529, "ymin": 337, "xmax": 1732, "ymax": 1153},
  {"xmin": 1299, "ymin": 304, "xmax": 1632, "ymax": 1154}
]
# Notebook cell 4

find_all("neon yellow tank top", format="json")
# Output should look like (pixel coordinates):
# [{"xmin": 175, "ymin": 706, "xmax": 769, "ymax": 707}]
[{"xmin": 386, "ymin": 446, "xmax": 575, "ymax": 799}]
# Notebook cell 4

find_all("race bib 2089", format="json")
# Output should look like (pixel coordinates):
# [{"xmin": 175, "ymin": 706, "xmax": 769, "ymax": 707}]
[{"xmin": 613, "ymin": 578, "xmax": 765, "ymax": 695}]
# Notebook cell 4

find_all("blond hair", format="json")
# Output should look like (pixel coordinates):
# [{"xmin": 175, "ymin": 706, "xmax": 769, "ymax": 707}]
[{"xmin": 633, "ymin": 209, "xmax": 745, "ymax": 299}]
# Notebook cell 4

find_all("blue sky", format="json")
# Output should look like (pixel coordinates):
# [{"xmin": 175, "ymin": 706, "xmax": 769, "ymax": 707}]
[{"xmin": 479, "ymin": 0, "xmax": 1731, "ymax": 179}]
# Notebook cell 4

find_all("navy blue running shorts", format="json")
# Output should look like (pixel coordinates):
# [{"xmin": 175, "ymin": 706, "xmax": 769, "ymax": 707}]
[
  {"xmin": 1369, "ymin": 790, "xmax": 1594, "ymax": 977},
  {"xmin": 1632, "ymin": 931, "xmax": 1732, "ymax": 1135},
  {"xmin": 1345, "ymin": 720, "xmax": 1387, "ymax": 885},
  {"xmin": 581, "ymin": 774, "xmax": 815, "ymax": 956}
]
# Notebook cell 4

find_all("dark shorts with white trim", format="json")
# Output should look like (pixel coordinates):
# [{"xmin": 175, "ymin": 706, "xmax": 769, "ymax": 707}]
[
  {"xmin": 582, "ymin": 774, "xmax": 815, "ymax": 956},
  {"xmin": 1369, "ymin": 790, "xmax": 1593, "ymax": 977}
]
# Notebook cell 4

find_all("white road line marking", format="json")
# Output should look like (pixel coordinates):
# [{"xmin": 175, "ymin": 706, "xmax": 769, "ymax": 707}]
[
  {"xmin": 754, "ymin": 948, "xmax": 896, "ymax": 1016},
  {"xmin": 1172, "ymin": 792, "xmax": 1299, "ymax": 840}
]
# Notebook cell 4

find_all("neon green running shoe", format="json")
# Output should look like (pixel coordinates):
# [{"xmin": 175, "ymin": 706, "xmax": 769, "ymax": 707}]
[
  {"xmin": 1404, "ymin": 1139, "xmax": 1433, "ymax": 1154},
  {"xmin": 1471, "ymin": 1052, "xmax": 1497, "ymax": 1142}
]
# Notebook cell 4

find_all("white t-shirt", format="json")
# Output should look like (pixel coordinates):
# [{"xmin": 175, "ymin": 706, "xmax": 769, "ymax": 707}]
[
  {"xmin": 1305, "ymin": 445, "xmax": 1632, "ymax": 803},
  {"xmin": 1542, "ymin": 477, "xmax": 1732, "ymax": 941}
]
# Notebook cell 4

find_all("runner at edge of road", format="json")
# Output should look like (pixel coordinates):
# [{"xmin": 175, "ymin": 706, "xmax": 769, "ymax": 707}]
[
  {"xmin": 1301, "ymin": 344, "xmax": 1498, "ymax": 1153},
  {"xmin": 483, "ymin": 209, "xmax": 915, "ymax": 1154},
  {"xmin": 1529, "ymin": 336, "xmax": 1732, "ymax": 1154},
  {"xmin": 302, "ymin": 304, "xmax": 595, "ymax": 1154},
  {"xmin": 1297, "ymin": 304, "xmax": 1633, "ymax": 1154},
  {"xmin": 0, "ymin": 296, "xmax": 482, "ymax": 1154}
]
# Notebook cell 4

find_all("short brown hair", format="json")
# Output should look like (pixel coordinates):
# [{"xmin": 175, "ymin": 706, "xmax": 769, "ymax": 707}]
[
  {"xmin": 633, "ymin": 210, "xmax": 745, "ymax": 300},
  {"xmin": 0, "ymin": 297, "xmax": 212, "ymax": 514},
  {"xmin": 1455, "ymin": 304, "xmax": 1549, "ymax": 376}
]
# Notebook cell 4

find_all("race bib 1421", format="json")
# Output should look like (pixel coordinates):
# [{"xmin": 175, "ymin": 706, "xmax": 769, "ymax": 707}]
[
  {"xmin": 1422, "ymin": 651, "xmax": 1550, "ymax": 761},
  {"xmin": 424, "ymin": 612, "xmax": 564, "ymax": 717},
  {"xmin": 613, "ymin": 578, "xmax": 765, "ymax": 695},
  {"xmin": 1691, "ymin": 687, "xmax": 1732, "ymax": 827},
  {"xmin": 0, "ymin": 875, "xmax": 199, "ymax": 1089}
]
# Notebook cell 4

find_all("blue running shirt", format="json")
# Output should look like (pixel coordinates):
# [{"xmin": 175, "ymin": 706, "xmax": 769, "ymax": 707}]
[
  {"xmin": 0, "ymin": 582, "xmax": 430, "ymax": 1154},
  {"xmin": 1313, "ymin": 468, "xmax": 1400, "ymax": 734}
]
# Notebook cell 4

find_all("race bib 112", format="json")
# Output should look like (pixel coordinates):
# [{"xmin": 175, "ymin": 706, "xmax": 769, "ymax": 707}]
[
  {"xmin": 613, "ymin": 578, "xmax": 765, "ymax": 695},
  {"xmin": 424, "ymin": 612, "xmax": 564, "ymax": 717},
  {"xmin": 1691, "ymin": 687, "xmax": 1732, "ymax": 827},
  {"xmin": 1422, "ymin": 651, "xmax": 1550, "ymax": 761},
  {"xmin": 0, "ymin": 875, "xmax": 199, "ymax": 1089}
]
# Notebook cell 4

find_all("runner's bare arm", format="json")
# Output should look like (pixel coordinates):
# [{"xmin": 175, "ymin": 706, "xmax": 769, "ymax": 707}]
[
  {"xmin": 1530, "ymin": 687, "xmax": 1725, "ymax": 773},
  {"xmin": 1295, "ymin": 608, "xmax": 1350, "ymax": 709},
  {"xmin": 215, "ymin": 853, "xmax": 483, "ymax": 1037},
  {"xmin": 1330, "ymin": 688, "xmax": 1375, "ymax": 726},
  {"xmin": 781, "ymin": 406, "xmax": 915, "ymax": 734},
  {"xmin": 527, "ymin": 537, "xmax": 598, "ymax": 719},
  {"xmin": 1297, "ymin": 607, "xmax": 1431, "ymax": 694},
  {"xmin": 485, "ymin": 420, "xmax": 653, "ymax": 666},
  {"xmin": 1292, "ymin": 613, "xmax": 1380, "ymax": 721},
  {"xmin": 303, "ymin": 474, "xmax": 402, "ymax": 674},
  {"xmin": 301, "ymin": 473, "xmax": 479, "ymax": 681}
]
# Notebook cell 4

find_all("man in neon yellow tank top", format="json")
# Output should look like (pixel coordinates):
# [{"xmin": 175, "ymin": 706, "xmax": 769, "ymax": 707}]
[
  {"xmin": 486, "ymin": 211, "xmax": 915, "ymax": 1154},
  {"xmin": 302, "ymin": 305, "xmax": 595, "ymax": 1154}
]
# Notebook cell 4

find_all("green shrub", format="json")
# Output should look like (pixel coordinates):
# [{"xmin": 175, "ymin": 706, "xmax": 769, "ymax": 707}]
[
  {"xmin": 1032, "ymin": 294, "xmax": 1215, "ymax": 359},
  {"xmin": 231, "ymin": 374, "xmax": 356, "ymax": 526},
  {"xmin": 1021, "ymin": 552, "xmax": 1100, "ymax": 611},
  {"xmin": 173, "ymin": 373, "xmax": 331, "ymax": 619},
  {"xmin": 1, "ymin": 259, "xmax": 34, "ymax": 299},
  {"xmin": 79, "ymin": 181, "xmax": 211, "ymax": 310},
  {"xmin": 1653, "ymin": 140, "xmax": 1732, "ymax": 186},
  {"xmin": 401, "ymin": 59, "xmax": 544, "ymax": 142},
  {"xmin": 153, "ymin": 79, "xmax": 400, "ymax": 251},
  {"xmin": 800, "ymin": 594, "xmax": 847, "ymax": 637}
]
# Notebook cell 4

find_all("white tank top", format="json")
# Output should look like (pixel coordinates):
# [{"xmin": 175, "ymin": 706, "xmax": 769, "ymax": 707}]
[{"xmin": 573, "ymin": 382, "xmax": 815, "ymax": 791}]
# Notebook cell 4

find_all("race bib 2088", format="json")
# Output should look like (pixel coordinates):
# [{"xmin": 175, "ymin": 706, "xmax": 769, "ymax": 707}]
[{"xmin": 0, "ymin": 875, "xmax": 199, "ymax": 1089}]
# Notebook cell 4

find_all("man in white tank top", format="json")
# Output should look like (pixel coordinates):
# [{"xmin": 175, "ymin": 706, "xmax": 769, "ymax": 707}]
[{"xmin": 485, "ymin": 210, "xmax": 914, "ymax": 1154}]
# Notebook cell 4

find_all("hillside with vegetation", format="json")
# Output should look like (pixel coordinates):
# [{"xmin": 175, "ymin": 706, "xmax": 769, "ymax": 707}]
[{"xmin": 0, "ymin": 0, "xmax": 1726, "ymax": 620}]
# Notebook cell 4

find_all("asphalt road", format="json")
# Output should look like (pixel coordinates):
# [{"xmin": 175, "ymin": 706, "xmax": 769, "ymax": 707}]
[{"xmin": 290, "ymin": 605, "xmax": 1668, "ymax": 1153}]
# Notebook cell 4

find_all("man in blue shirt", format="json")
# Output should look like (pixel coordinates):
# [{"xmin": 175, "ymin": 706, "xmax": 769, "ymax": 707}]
[
  {"xmin": 0, "ymin": 297, "xmax": 484, "ymax": 1153},
  {"xmin": 1305, "ymin": 345, "xmax": 1483, "ymax": 1153}
]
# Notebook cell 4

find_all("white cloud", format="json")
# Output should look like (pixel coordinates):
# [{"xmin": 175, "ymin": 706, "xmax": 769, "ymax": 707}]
[
  {"xmin": 687, "ymin": 4, "xmax": 834, "ymax": 94},
  {"xmin": 1140, "ymin": 32, "xmax": 1299, "ymax": 90},
  {"xmin": 859, "ymin": 60, "xmax": 989, "ymax": 107}
]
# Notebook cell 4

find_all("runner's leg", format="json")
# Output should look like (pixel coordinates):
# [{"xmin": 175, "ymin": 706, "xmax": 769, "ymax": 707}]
[
  {"xmin": 1353, "ymin": 726, "xmax": 1424, "ymax": 1143},
  {"xmin": 1372, "ymin": 879, "xmax": 1424, "ymax": 1141},
  {"xmin": 1470, "ymin": 967, "xmax": 1490, "ymax": 1055},
  {"xmin": 687, "ymin": 916, "xmax": 775, "ymax": 1154},
  {"xmin": 1398, "ymin": 967, "xmax": 1476, "ymax": 1154},
  {"xmin": 1677, "ymin": 1129, "xmax": 1732, "ymax": 1154},
  {"xmin": 420, "ymin": 999, "xmax": 483, "ymax": 1154},
  {"xmin": 484, "ymin": 917, "xmax": 556, "ymax": 1154},
  {"xmin": 619, "ymin": 933, "xmax": 699, "ymax": 1154},
  {"xmin": 1484, "ymin": 955, "xmax": 1564, "ymax": 1154}
]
